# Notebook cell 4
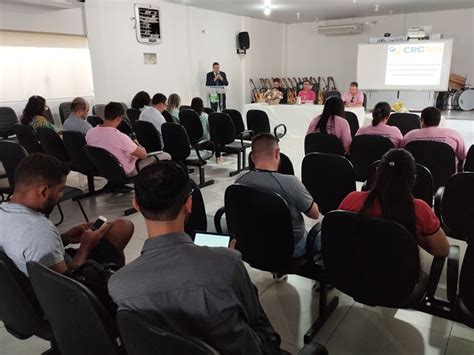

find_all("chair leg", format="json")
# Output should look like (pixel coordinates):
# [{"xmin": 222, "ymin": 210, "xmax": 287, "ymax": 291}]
[
  {"xmin": 303, "ymin": 282, "xmax": 339, "ymax": 344},
  {"xmin": 229, "ymin": 153, "xmax": 242, "ymax": 177},
  {"xmin": 87, "ymin": 175, "xmax": 95, "ymax": 193},
  {"xmin": 75, "ymin": 199, "xmax": 89, "ymax": 223},
  {"xmin": 198, "ymin": 166, "xmax": 214, "ymax": 188},
  {"xmin": 242, "ymin": 148, "xmax": 247, "ymax": 170},
  {"xmin": 54, "ymin": 204, "xmax": 65, "ymax": 226}
]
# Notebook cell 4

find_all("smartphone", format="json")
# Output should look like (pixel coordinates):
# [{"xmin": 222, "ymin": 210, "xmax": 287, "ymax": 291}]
[
  {"xmin": 194, "ymin": 232, "xmax": 231, "ymax": 248},
  {"xmin": 90, "ymin": 216, "xmax": 107, "ymax": 231}
]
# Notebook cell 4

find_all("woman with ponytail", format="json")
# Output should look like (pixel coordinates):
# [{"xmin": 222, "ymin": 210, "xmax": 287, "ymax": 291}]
[
  {"xmin": 339, "ymin": 149, "xmax": 449, "ymax": 257},
  {"xmin": 356, "ymin": 101, "xmax": 403, "ymax": 147},
  {"xmin": 306, "ymin": 96, "xmax": 352, "ymax": 153}
]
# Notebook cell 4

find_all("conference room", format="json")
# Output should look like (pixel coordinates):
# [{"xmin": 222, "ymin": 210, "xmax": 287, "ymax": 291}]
[{"xmin": 1, "ymin": 0, "xmax": 474, "ymax": 354}]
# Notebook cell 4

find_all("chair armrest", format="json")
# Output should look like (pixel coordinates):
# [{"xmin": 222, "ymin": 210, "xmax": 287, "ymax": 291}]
[
  {"xmin": 147, "ymin": 151, "xmax": 163, "ymax": 157},
  {"xmin": 195, "ymin": 140, "xmax": 215, "ymax": 162},
  {"xmin": 447, "ymin": 244, "xmax": 460, "ymax": 304},
  {"xmin": 241, "ymin": 129, "xmax": 254, "ymax": 141},
  {"xmin": 214, "ymin": 207, "xmax": 225, "ymax": 234},
  {"xmin": 298, "ymin": 342, "xmax": 328, "ymax": 355},
  {"xmin": 434, "ymin": 187, "xmax": 444, "ymax": 220},
  {"xmin": 426, "ymin": 256, "xmax": 446, "ymax": 299},
  {"xmin": 274, "ymin": 124, "xmax": 287, "ymax": 139}
]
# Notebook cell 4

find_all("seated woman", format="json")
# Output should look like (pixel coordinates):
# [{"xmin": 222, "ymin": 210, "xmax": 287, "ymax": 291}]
[
  {"xmin": 131, "ymin": 91, "xmax": 151, "ymax": 111},
  {"xmin": 339, "ymin": 149, "xmax": 449, "ymax": 257},
  {"xmin": 191, "ymin": 97, "xmax": 210, "ymax": 141},
  {"xmin": 167, "ymin": 93, "xmax": 181, "ymax": 123},
  {"xmin": 21, "ymin": 95, "xmax": 58, "ymax": 133},
  {"xmin": 356, "ymin": 102, "xmax": 403, "ymax": 147},
  {"xmin": 306, "ymin": 96, "xmax": 352, "ymax": 153}
]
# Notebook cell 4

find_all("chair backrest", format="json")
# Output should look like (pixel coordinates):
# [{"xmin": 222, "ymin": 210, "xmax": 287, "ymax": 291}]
[
  {"xmin": 363, "ymin": 92, "xmax": 367, "ymax": 110},
  {"xmin": 179, "ymin": 105, "xmax": 191, "ymax": 112},
  {"xmin": 0, "ymin": 251, "xmax": 43, "ymax": 339},
  {"xmin": 209, "ymin": 112, "xmax": 235, "ymax": 146},
  {"xmin": 322, "ymin": 211, "xmax": 421, "ymax": 307},
  {"xmin": 463, "ymin": 145, "xmax": 474, "ymax": 172},
  {"xmin": 179, "ymin": 109, "xmax": 204, "ymax": 144},
  {"xmin": 350, "ymin": 135, "xmax": 394, "ymax": 181},
  {"xmin": 27, "ymin": 261, "xmax": 120, "ymax": 355},
  {"xmin": 59, "ymin": 102, "xmax": 72, "ymax": 124},
  {"xmin": 43, "ymin": 107, "xmax": 55, "ymax": 124},
  {"xmin": 440, "ymin": 172, "xmax": 474, "ymax": 242},
  {"xmin": 13, "ymin": 123, "xmax": 43, "ymax": 153},
  {"xmin": 117, "ymin": 310, "xmax": 218, "ymax": 355},
  {"xmin": 162, "ymin": 110, "xmax": 174, "ymax": 123},
  {"xmin": 0, "ymin": 107, "xmax": 18, "ymax": 138},
  {"xmin": 324, "ymin": 91, "xmax": 341, "ymax": 102},
  {"xmin": 87, "ymin": 115, "xmax": 104, "ymax": 127},
  {"xmin": 203, "ymin": 107, "xmax": 214, "ymax": 115},
  {"xmin": 84, "ymin": 145, "xmax": 127, "ymax": 186},
  {"xmin": 0, "ymin": 141, "xmax": 28, "ymax": 188},
  {"xmin": 133, "ymin": 120, "xmax": 162, "ymax": 152},
  {"xmin": 185, "ymin": 179, "xmax": 207, "ymax": 240},
  {"xmin": 161, "ymin": 123, "xmax": 191, "ymax": 161},
  {"xmin": 36, "ymin": 127, "xmax": 70, "ymax": 162},
  {"xmin": 344, "ymin": 111, "xmax": 360, "ymax": 138},
  {"xmin": 126, "ymin": 109, "xmax": 141, "ymax": 125},
  {"xmin": 387, "ymin": 113, "xmax": 420, "ymax": 136},
  {"xmin": 119, "ymin": 102, "xmax": 128, "ymax": 113},
  {"xmin": 459, "ymin": 244, "xmax": 474, "ymax": 315},
  {"xmin": 304, "ymin": 133, "xmax": 345, "ymax": 156},
  {"xmin": 302, "ymin": 153, "xmax": 356, "ymax": 214},
  {"xmin": 248, "ymin": 152, "xmax": 294, "ymax": 175},
  {"xmin": 365, "ymin": 160, "xmax": 434, "ymax": 207},
  {"xmin": 246, "ymin": 110, "xmax": 270, "ymax": 135},
  {"xmin": 225, "ymin": 184, "xmax": 294, "ymax": 272},
  {"xmin": 222, "ymin": 109, "xmax": 245, "ymax": 135},
  {"xmin": 62, "ymin": 131, "xmax": 97, "ymax": 175},
  {"xmin": 93, "ymin": 104, "xmax": 106, "ymax": 119},
  {"xmin": 405, "ymin": 140, "xmax": 456, "ymax": 190}
]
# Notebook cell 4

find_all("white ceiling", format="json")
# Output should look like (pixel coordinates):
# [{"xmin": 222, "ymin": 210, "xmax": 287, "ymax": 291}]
[{"xmin": 164, "ymin": 0, "xmax": 474, "ymax": 23}]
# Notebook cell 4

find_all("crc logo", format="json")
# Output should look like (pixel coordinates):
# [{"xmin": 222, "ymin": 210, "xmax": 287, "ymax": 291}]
[
  {"xmin": 388, "ymin": 46, "xmax": 401, "ymax": 55},
  {"xmin": 402, "ymin": 45, "xmax": 442, "ymax": 54}
]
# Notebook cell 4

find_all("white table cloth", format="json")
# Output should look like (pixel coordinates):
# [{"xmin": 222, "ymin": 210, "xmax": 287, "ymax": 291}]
[{"xmin": 244, "ymin": 103, "xmax": 365, "ymax": 138}]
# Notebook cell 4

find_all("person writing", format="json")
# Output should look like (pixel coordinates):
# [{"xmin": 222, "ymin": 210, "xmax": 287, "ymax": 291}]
[
  {"xmin": 206, "ymin": 62, "xmax": 229, "ymax": 111},
  {"xmin": 342, "ymin": 82, "xmax": 364, "ymax": 108},
  {"xmin": 297, "ymin": 80, "xmax": 316, "ymax": 104}
]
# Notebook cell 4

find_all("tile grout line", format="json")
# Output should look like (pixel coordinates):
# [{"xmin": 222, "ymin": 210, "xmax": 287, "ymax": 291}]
[{"xmin": 321, "ymin": 299, "xmax": 354, "ymax": 346}]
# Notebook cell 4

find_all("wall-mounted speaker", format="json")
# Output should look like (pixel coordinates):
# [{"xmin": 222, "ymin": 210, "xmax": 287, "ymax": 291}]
[{"xmin": 237, "ymin": 32, "xmax": 250, "ymax": 54}]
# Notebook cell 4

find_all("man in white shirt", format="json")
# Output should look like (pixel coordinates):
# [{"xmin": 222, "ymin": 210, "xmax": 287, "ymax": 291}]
[{"xmin": 139, "ymin": 93, "xmax": 167, "ymax": 149}]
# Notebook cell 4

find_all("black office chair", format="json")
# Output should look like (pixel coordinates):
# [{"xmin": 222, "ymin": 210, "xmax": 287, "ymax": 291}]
[
  {"xmin": 133, "ymin": 120, "xmax": 162, "ymax": 152},
  {"xmin": 0, "ymin": 106, "xmax": 18, "ymax": 139},
  {"xmin": 363, "ymin": 92, "xmax": 367, "ymax": 111},
  {"xmin": 117, "ymin": 119, "xmax": 135, "ymax": 139},
  {"xmin": 344, "ymin": 111, "xmax": 359, "ymax": 138},
  {"xmin": 457, "ymin": 244, "xmax": 474, "ymax": 327},
  {"xmin": 179, "ymin": 110, "xmax": 207, "ymax": 144},
  {"xmin": 36, "ymin": 127, "xmax": 70, "ymax": 162},
  {"xmin": 184, "ymin": 179, "xmax": 208, "ymax": 239},
  {"xmin": 0, "ymin": 141, "xmax": 29, "ymax": 199},
  {"xmin": 302, "ymin": 153, "xmax": 356, "ymax": 214},
  {"xmin": 63, "ymin": 131, "xmax": 100, "ymax": 194},
  {"xmin": 117, "ymin": 310, "xmax": 218, "ymax": 355},
  {"xmin": 246, "ymin": 109, "xmax": 286, "ymax": 139},
  {"xmin": 27, "ymin": 262, "xmax": 122, "ymax": 355},
  {"xmin": 463, "ymin": 145, "xmax": 474, "ymax": 172},
  {"xmin": 162, "ymin": 110, "xmax": 175, "ymax": 123},
  {"xmin": 304, "ymin": 133, "xmax": 345, "ymax": 156},
  {"xmin": 0, "ymin": 252, "xmax": 57, "ymax": 353},
  {"xmin": 43, "ymin": 107, "xmax": 55, "ymax": 125},
  {"xmin": 87, "ymin": 115, "xmax": 104, "ymax": 127},
  {"xmin": 126, "ymin": 108, "xmax": 141, "ymax": 125},
  {"xmin": 13, "ymin": 123, "xmax": 43, "ymax": 153},
  {"xmin": 162, "ymin": 123, "xmax": 214, "ymax": 188},
  {"xmin": 93, "ymin": 104, "xmax": 106, "ymax": 119},
  {"xmin": 405, "ymin": 140, "xmax": 456, "ymax": 191},
  {"xmin": 215, "ymin": 184, "xmax": 338, "ymax": 343},
  {"xmin": 350, "ymin": 135, "xmax": 394, "ymax": 181},
  {"xmin": 59, "ymin": 101, "xmax": 72, "ymax": 124},
  {"xmin": 203, "ymin": 107, "xmax": 214, "ymax": 115},
  {"xmin": 248, "ymin": 152, "xmax": 295, "ymax": 176},
  {"xmin": 364, "ymin": 160, "xmax": 434, "ymax": 207},
  {"xmin": 119, "ymin": 102, "xmax": 128, "ymax": 114},
  {"xmin": 223, "ymin": 109, "xmax": 253, "ymax": 141},
  {"xmin": 209, "ymin": 112, "xmax": 249, "ymax": 175},
  {"xmin": 387, "ymin": 113, "xmax": 420, "ymax": 136},
  {"xmin": 179, "ymin": 105, "xmax": 192, "ymax": 112},
  {"xmin": 324, "ymin": 91, "xmax": 341, "ymax": 102}
]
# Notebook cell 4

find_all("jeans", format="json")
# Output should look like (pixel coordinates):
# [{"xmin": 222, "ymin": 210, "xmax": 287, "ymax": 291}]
[{"xmin": 292, "ymin": 223, "xmax": 321, "ymax": 258}]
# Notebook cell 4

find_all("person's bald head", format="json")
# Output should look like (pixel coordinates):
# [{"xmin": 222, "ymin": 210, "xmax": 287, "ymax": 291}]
[{"xmin": 251, "ymin": 133, "xmax": 280, "ymax": 169}]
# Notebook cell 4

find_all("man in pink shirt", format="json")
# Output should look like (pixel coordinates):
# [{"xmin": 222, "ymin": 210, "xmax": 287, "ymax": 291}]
[
  {"xmin": 298, "ymin": 80, "xmax": 316, "ymax": 104},
  {"xmin": 401, "ymin": 106, "xmax": 467, "ymax": 163},
  {"xmin": 342, "ymin": 82, "xmax": 364, "ymax": 108}
]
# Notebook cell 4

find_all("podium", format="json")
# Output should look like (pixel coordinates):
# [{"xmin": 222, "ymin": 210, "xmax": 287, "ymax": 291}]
[{"xmin": 206, "ymin": 86, "xmax": 226, "ymax": 112}]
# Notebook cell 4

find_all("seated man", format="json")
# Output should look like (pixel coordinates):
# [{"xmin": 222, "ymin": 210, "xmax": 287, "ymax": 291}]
[
  {"xmin": 236, "ymin": 133, "xmax": 320, "ymax": 257},
  {"xmin": 272, "ymin": 78, "xmax": 287, "ymax": 104},
  {"xmin": 297, "ymin": 80, "xmax": 316, "ymax": 104},
  {"xmin": 342, "ymin": 82, "xmax": 364, "ymax": 107},
  {"xmin": 86, "ymin": 102, "xmax": 170, "ymax": 176},
  {"xmin": 401, "ymin": 106, "xmax": 467, "ymax": 165},
  {"xmin": 63, "ymin": 97, "xmax": 93, "ymax": 135},
  {"xmin": 109, "ymin": 161, "xmax": 281, "ymax": 354},
  {"xmin": 139, "ymin": 93, "xmax": 167, "ymax": 148},
  {"xmin": 0, "ymin": 153, "xmax": 134, "ymax": 276}
]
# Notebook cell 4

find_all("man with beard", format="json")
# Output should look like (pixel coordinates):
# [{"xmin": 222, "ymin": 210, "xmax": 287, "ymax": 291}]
[{"xmin": 0, "ymin": 153, "xmax": 134, "ymax": 276}]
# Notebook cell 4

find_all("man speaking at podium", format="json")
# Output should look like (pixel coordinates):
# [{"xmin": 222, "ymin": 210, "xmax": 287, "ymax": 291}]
[{"xmin": 206, "ymin": 62, "xmax": 229, "ymax": 111}]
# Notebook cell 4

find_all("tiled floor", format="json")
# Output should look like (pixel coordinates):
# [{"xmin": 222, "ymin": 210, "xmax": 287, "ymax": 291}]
[{"xmin": 1, "ymin": 138, "xmax": 474, "ymax": 354}]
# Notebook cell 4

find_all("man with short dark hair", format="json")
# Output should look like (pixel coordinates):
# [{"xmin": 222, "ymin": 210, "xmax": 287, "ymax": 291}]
[
  {"xmin": 402, "ymin": 106, "xmax": 467, "ymax": 163},
  {"xmin": 342, "ymin": 82, "xmax": 364, "ymax": 107},
  {"xmin": 109, "ymin": 161, "xmax": 281, "ymax": 355},
  {"xmin": 236, "ymin": 133, "xmax": 320, "ymax": 257},
  {"xmin": 298, "ymin": 80, "xmax": 316, "ymax": 104},
  {"xmin": 272, "ymin": 78, "xmax": 287, "ymax": 104},
  {"xmin": 0, "ymin": 153, "xmax": 134, "ymax": 276},
  {"xmin": 63, "ymin": 97, "xmax": 93, "ymax": 135},
  {"xmin": 138, "ymin": 93, "xmax": 167, "ymax": 148},
  {"xmin": 206, "ymin": 62, "xmax": 229, "ymax": 111}
]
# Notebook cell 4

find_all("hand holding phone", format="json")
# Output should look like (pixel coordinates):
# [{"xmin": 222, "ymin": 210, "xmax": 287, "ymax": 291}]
[{"xmin": 90, "ymin": 216, "xmax": 107, "ymax": 231}]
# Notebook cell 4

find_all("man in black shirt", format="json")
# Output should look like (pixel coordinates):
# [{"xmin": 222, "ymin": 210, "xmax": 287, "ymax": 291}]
[
  {"xmin": 206, "ymin": 62, "xmax": 229, "ymax": 111},
  {"xmin": 272, "ymin": 78, "xmax": 287, "ymax": 104}
]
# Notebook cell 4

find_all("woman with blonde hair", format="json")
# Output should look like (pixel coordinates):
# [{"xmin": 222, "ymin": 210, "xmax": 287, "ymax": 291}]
[{"xmin": 167, "ymin": 93, "xmax": 181, "ymax": 123}]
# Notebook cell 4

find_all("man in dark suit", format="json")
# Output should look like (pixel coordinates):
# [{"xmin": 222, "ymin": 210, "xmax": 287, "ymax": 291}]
[{"xmin": 206, "ymin": 62, "xmax": 229, "ymax": 111}]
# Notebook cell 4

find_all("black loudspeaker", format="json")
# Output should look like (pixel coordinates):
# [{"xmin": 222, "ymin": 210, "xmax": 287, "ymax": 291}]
[{"xmin": 238, "ymin": 32, "xmax": 250, "ymax": 50}]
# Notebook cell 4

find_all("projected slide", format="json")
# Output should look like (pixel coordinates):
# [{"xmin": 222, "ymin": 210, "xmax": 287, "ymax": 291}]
[{"xmin": 385, "ymin": 43, "xmax": 445, "ymax": 86}]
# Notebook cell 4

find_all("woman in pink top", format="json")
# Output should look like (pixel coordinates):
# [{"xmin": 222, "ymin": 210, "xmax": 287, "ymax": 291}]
[
  {"xmin": 298, "ymin": 80, "xmax": 316, "ymax": 104},
  {"xmin": 356, "ymin": 102, "xmax": 403, "ymax": 147},
  {"xmin": 306, "ymin": 97, "xmax": 352, "ymax": 153}
]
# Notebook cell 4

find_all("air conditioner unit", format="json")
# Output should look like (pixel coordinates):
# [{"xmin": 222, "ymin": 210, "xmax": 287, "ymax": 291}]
[
  {"xmin": 14, "ymin": 1, "xmax": 84, "ymax": 9},
  {"xmin": 318, "ymin": 23, "xmax": 364, "ymax": 36}
]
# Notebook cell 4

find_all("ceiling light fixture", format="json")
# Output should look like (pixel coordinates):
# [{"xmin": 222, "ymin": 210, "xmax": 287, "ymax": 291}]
[
  {"xmin": 264, "ymin": 0, "xmax": 271, "ymax": 5},
  {"xmin": 296, "ymin": 12, "xmax": 301, "ymax": 20},
  {"xmin": 264, "ymin": 6, "xmax": 271, "ymax": 16},
  {"xmin": 374, "ymin": 4, "xmax": 380, "ymax": 12},
  {"xmin": 353, "ymin": 0, "xmax": 356, "ymax": 3}
]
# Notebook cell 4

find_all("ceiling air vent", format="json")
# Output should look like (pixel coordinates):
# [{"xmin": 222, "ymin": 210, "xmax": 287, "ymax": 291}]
[{"xmin": 318, "ymin": 23, "xmax": 364, "ymax": 36}]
